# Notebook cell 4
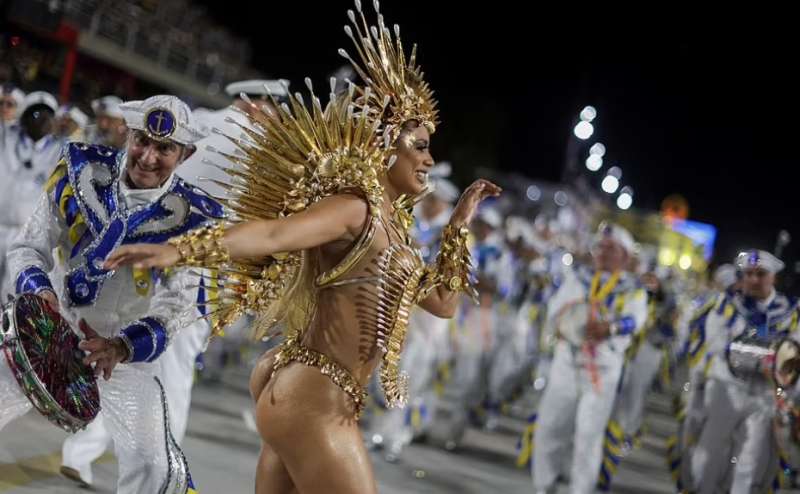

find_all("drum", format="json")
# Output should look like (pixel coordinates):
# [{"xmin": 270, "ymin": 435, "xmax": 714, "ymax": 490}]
[
  {"xmin": 553, "ymin": 300, "xmax": 591, "ymax": 347},
  {"xmin": 1, "ymin": 293, "xmax": 100, "ymax": 432},
  {"xmin": 726, "ymin": 331, "xmax": 800, "ymax": 387},
  {"xmin": 775, "ymin": 338, "xmax": 800, "ymax": 387}
]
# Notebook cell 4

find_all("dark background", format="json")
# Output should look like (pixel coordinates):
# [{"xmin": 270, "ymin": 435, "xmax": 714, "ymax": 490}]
[{"xmin": 195, "ymin": 3, "xmax": 797, "ymax": 277}]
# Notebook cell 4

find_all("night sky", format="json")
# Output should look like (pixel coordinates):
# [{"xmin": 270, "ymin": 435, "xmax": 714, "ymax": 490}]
[{"xmin": 198, "ymin": 2, "xmax": 797, "ymax": 278}]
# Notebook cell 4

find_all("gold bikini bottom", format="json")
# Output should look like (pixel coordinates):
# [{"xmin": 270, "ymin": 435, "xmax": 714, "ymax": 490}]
[{"xmin": 271, "ymin": 338, "xmax": 367, "ymax": 420}]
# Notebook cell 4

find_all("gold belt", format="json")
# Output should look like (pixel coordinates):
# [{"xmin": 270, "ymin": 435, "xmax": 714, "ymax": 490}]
[{"xmin": 271, "ymin": 338, "xmax": 367, "ymax": 420}]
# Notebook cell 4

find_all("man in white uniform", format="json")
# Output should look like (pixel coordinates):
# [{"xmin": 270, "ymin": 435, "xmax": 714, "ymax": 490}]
[
  {"xmin": 0, "ymin": 83, "xmax": 24, "ymax": 125},
  {"xmin": 532, "ymin": 222, "xmax": 647, "ymax": 494},
  {"xmin": 486, "ymin": 217, "xmax": 546, "ymax": 428},
  {"xmin": 612, "ymin": 267, "xmax": 680, "ymax": 455},
  {"xmin": 1, "ymin": 95, "xmax": 224, "ymax": 493},
  {"xmin": 444, "ymin": 206, "xmax": 509, "ymax": 446},
  {"xmin": 85, "ymin": 95, "xmax": 127, "ymax": 149},
  {"xmin": 0, "ymin": 91, "xmax": 63, "ymax": 296},
  {"xmin": 54, "ymin": 104, "xmax": 89, "ymax": 142},
  {"xmin": 668, "ymin": 262, "xmax": 740, "ymax": 491},
  {"xmin": 690, "ymin": 250, "xmax": 800, "ymax": 493}
]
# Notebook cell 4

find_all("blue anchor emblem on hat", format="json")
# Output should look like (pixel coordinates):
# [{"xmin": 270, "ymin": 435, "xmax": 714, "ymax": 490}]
[{"xmin": 145, "ymin": 108, "xmax": 176, "ymax": 139}]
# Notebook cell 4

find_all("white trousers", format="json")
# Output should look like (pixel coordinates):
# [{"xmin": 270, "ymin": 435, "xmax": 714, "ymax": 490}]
[
  {"xmin": 448, "ymin": 304, "xmax": 494, "ymax": 437},
  {"xmin": 690, "ymin": 374, "xmax": 776, "ymax": 494},
  {"xmin": 60, "ymin": 324, "xmax": 205, "ymax": 484},
  {"xmin": 488, "ymin": 303, "xmax": 533, "ymax": 405},
  {"xmin": 532, "ymin": 340, "xmax": 625, "ymax": 494},
  {"xmin": 614, "ymin": 339, "xmax": 663, "ymax": 436}
]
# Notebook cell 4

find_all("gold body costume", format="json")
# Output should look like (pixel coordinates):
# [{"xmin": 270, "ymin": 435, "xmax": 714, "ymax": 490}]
[{"xmin": 167, "ymin": 0, "xmax": 475, "ymax": 418}]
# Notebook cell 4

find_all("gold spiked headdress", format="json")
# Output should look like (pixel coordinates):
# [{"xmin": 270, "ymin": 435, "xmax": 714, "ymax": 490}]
[{"xmin": 338, "ymin": 0, "xmax": 439, "ymax": 148}]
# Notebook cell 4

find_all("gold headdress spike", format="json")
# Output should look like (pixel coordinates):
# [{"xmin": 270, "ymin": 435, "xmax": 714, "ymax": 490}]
[
  {"xmin": 338, "ymin": 0, "xmax": 439, "ymax": 148},
  {"xmin": 188, "ymin": 76, "xmax": 392, "ymax": 338}
]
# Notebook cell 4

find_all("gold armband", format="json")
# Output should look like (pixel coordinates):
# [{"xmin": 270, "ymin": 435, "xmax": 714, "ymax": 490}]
[{"xmin": 167, "ymin": 223, "xmax": 230, "ymax": 267}]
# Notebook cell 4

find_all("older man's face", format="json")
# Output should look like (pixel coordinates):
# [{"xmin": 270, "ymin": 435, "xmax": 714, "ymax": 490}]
[
  {"xmin": 96, "ymin": 113, "xmax": 128, "ymax": 148},
  {"xmin": 125, "ymin": 130, "xmax": 191, "ymax": 189}
]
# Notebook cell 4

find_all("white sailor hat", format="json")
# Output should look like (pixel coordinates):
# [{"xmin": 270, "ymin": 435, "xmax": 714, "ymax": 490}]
[
  {"xmin": 21, "ymin": 91, "xmax": 58, "ymax": 114},
  {"xmin": 735, "ymin": 249, "xmax": 784, "ymax": 274},
  {"xmin": 224, "ymin": 79, "xmax": 290, "ymax": 99},
  {"xmin": 56, "ymin": 104, "xmax": 89, "ymax": 128},
  {"xmin": 592, "ymin": 221, "xmax": 635, "ymax": 254},
  {"xmin": 91, "ymin": 95, "xmax": 124, "ymax": 118},
  {"xmin": 713, "ymin": 263, "xmax": 738, "ymax": 288},
  {"xmin": 1, "ymin": 84, "xmax": 25, "ymax": 108},
  {"xmin": 120, "ymin": 95, "xmax": 205, "ymax": 146}
]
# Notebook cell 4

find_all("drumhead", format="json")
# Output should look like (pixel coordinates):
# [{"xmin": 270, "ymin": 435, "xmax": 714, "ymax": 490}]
[
  {"xmin": 774, "ymin": 338, "xmax": 800, "ymax": 387},
  {"xmin": 726, "ymin": 334, "xmax": 773, "ymax": 383},
  {"xmin": 9, "ymin": 294, "xmax": 100, "ymax": 430},
  {"xmin": 554, "ymin": 300, "xmax": 590, "ymax": 347}
]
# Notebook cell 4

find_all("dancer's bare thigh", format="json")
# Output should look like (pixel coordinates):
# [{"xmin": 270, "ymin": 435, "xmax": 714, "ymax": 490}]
[
  {"xmin": 256, "ymin": 363, "xmax": 377, "ymax": 494},
  {"xmin": 255, "ymin": 441, "xmax": 297, "ymax": 494}
]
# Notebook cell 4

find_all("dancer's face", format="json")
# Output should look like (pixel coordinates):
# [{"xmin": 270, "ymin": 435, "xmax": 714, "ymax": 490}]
[
  {"xmin": 387, "ymin": 122, "xmax": 434, "ymax": 197},
  {"xmin": 742, "ymin": 267, "xmax": 774, "ymax": 300},
  {"xmin": 125, "ymin": 130, "xmax": 193, "ymax": 189}
]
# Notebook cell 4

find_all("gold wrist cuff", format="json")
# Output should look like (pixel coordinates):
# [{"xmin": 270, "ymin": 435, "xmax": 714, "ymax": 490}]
[{"xmin": 435, "ymin": 224, "xmax": 477, "ymax": 301}]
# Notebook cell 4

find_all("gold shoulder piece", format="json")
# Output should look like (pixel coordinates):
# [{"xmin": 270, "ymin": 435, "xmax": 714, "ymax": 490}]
[{"xmin": 196, "ymin": 81, "xmax": 393, "ymax": 338}]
